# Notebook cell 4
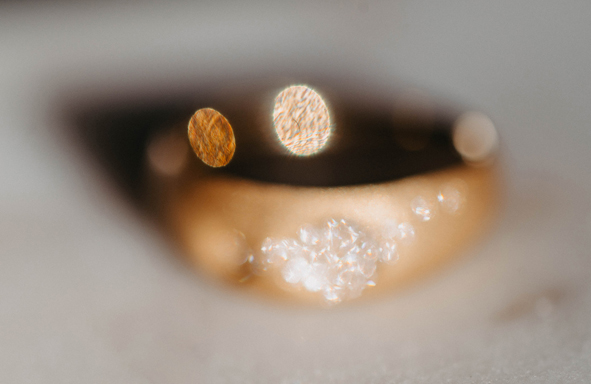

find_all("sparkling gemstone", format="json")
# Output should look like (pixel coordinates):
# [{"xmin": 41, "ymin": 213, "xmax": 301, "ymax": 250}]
[
  {"xmin": 437, "ymin": 184, "xmax": 463, "ymax": 213},
  {"xmin": 302, "ymin": 263, "xmax": 329, "ymax": 292},
  {"xmin": 343, "ymin": 271, "xmax": 367, "ymax": 299},
  {"xmin": 362, "ymin": 245, "xmax": 377, "ymax": 260},
  {"xmin": 411, "ymin": 196, "xmax": 434, "ymax": 221},
  {"xmin": 397, "ymin": 222, "xmax": 415, "ymax": 243},
  {"xmin": 323, "ymin": 286, "xmax": 344, "ymax": 303},
  {"xmin": 379, "ymin": 239, "xmax": 399, "ymax": 264},
  {"xmin": 357, "ymin": 256, "xmax": 377, "ymax": 278},
  {"xmin": 342, "ymin": 252, "xmax": 359, "ymax": 266},
  {"xmin": 298, "ymin": 224, "xmax": 322, "ymax": 246},
  {"xmin": 260, "ymin": 237, "xmax": 290, "ymax": 265},
  {"xmin": 260, "ymin": 237, "xmax": 274, "ymax": 253},
  {"xmin": 258, "ymin": 218, "xmax": 407, "ymax": 303},
  {"xmin": 281, "ymin": 257, "xmax": 310, "ymax": 284},
  {"xmin": 335, "ymin": 267, "xmax": 357, "ymax": 286}
]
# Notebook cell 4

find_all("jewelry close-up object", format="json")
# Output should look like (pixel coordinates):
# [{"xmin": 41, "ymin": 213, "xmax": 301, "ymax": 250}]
[{"xmin": 138, "ymin": 80, "xmax": 502, "ymax": 306}]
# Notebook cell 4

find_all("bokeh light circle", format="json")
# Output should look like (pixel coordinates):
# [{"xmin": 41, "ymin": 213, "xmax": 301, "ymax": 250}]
[
  {"xmin": 188, "ymin": 108, "xmax": 235, "ymax": 168},
  {"xmin": 272, "ymin": 85, "xmax": 331, "ymax": 156},
  {"xmin": 452, "ymin": 111, "xmax": 498, "ymax": 164}
]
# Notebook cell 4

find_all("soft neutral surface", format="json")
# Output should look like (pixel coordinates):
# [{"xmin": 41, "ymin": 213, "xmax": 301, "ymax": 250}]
[{"xmin": 1, "ymin": 1, "xmax": 590, "ymax": 382}]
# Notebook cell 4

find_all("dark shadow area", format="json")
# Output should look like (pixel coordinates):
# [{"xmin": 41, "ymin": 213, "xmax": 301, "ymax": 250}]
[{"xmin": 65, "ymin": 77, "xmax": 464, "ymax": 207}]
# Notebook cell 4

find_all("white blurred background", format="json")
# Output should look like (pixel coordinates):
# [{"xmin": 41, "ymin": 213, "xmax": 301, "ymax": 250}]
[{"xmin": 1, "ymin": 1, "xmax": 590, "ymax": 382}]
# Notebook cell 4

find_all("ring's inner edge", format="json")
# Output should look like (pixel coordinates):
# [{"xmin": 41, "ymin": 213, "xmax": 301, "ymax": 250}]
[{"xmin": 72, "ymin": 100, "xmax": 464, "ymax": 199}]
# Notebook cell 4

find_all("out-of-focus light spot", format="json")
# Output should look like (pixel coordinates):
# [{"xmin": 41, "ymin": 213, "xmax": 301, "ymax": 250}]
[
  {"xmin": 147, "ymin": 129, "xmax": 189, "ymax": 176},
  {"xmin": 188, "ymin": 108, "xmax": 235, "ymax": 167},
  {"xmin": 453, "ymin": 112, "xmax": 499, "ymax": 164},
  {"xmin": 272, "ymin": 85, "xmax": 331, "ymax": 156}
]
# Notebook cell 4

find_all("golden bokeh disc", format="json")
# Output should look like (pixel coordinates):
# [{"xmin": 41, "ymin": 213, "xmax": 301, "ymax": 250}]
[{"xmin": 188, "ymin": 108, "xmax": 236, "ymax": 167}]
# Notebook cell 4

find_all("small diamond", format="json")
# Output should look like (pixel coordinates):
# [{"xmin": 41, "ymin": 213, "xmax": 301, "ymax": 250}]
[
  {"xmin": 302, "ymin": 263, "xmax": 329, "ymax": 292},
  {"xmin": 282, "ymin": 257, "xmax": 310, "ymax": 284},
  {"xmin": 342, "ymin": 271, "xmax": 367, "ymax": 299},
  {"xmin": 379, "ymin": 239, "xmax": 399, "ymax": 264},
  {"xmin": 437, "ymin": 184, "xmax": 463, "ymax": 213},
  {"xmin": 260, "ymin": 237, "xmax": 274, "ymax": 253},
  {"xmin": 260, "ymin": 237, "xmax": 290, "ymax": 265},
  {"xmin": 397, "ymin": 222, "xmax": 415, "ymax": 243},
  {"xmin": 298, "ymin": 224, "xmax": 322, "ymax": 246},
  {"xmin": 323, "ymin": 286, "xmax": 344, "ymax": 303},
  {"xmin": 335, "ymin": 268, "xmax": 357, "ymax": 287},
  {"xmin": 411, "ymin": 196, "xmax": 434, "ymax": 221},
  {"xmin": 357, "ymin": 256, "xmax": 377, "ymax": 278},
  {"xmin": 361, "ymin": 240, "xmax": 379, "ymax": 260}
]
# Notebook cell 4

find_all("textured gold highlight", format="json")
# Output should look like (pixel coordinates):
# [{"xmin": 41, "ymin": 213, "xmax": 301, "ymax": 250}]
[
  {"xmin": 188, "ymin": 108, "xmax": 235, "ymax": 167},
  {"xmin": 273, "ymin": 85, "xmax": 331, "ymax": 156}
]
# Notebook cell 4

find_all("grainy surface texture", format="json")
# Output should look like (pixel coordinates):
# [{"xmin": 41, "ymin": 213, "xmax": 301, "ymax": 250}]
[
  {"xmin": 188, "ymin": 108, "xmax": 235, "ymax": 168},
  {"xmin": 273, "ymin": 85, "xmax": 331, "ymax": 156},
  {"xmin": 1, "ymin": 1, "xmax": 591, "ymax": 383}
]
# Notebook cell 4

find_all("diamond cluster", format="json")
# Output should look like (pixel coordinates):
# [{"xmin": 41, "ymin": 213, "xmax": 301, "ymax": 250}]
[
  {"xmin": 259, "ymin": 219, "xmax": 410, "ymax": 304},
  {"xmin": 247, "ymin": 183, "xmax": 464, "ymax": 304}
]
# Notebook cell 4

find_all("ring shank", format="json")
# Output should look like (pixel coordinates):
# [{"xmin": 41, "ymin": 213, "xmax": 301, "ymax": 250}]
[{"xmin": 165, "ymin": 164, "xmax": 499, "ymax": 305}]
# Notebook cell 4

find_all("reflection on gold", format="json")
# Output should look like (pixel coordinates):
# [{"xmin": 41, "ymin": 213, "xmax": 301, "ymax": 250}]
[
  {"xmin": 272, "ymin": 85, "xmax": 331, "ymax": 156},
  {"xmin": 188, "ymin": 108, "xmax": 235, "ymax": 167}
]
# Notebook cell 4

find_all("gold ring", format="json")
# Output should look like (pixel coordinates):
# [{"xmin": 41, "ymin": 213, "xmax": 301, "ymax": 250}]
[{"xmin": 148, "ymin": 83, "xmax": 500, "ymax": 306}]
